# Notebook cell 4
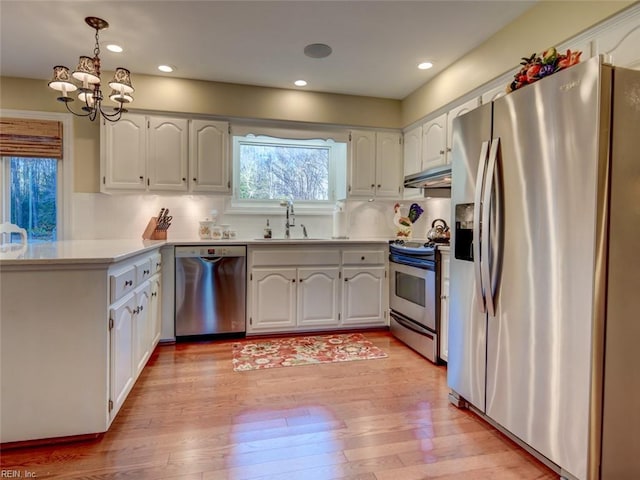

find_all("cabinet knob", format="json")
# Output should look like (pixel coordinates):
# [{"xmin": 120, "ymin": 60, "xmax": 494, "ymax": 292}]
[
  {"xmin": 125, "ymin": 280, "xmax": 133, "ymax": 287},
  {"xmin": 344, "ymin": 278, "xmax": 349, "ymax": 282},
  {"xmin": 361, "ymin": 256, "xmax": 365, "ymax": 261},
  {"xmin": 193, "ymin": 178, "xmax": 197, "ymax": 182},
  {"xmin": 447, "ymin": 147, "xmax": 452, "ymax": 152},
  {"xmin": 370, "ymin": 184, "xmax": 375, "ymax": 189},
  {"xmin": 377, "ymin": 184, "xmax": 381, "ymax": 189},
  {"xmin": 439, "ymin": 150, "xmax": 445, "ymax": 155},
  {"xmin": 152, "ymin": 292, "xmax": 157, "ymax": 297},
  {"xmin": 292, "ymin": 278, "xmax": 296, "ymax": 283},
  {"xmin": 139, "ymin": 176, "xmax": 144, "ymax": 181},
  {"xmin": 182, "ymin": 178, "xmax": 186, "ymax": 182}
]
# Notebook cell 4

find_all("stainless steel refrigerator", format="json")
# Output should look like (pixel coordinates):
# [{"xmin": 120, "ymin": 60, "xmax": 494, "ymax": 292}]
[{"xmin": 447, "ymin": 55, "xmax": 640, "ymax": 480}]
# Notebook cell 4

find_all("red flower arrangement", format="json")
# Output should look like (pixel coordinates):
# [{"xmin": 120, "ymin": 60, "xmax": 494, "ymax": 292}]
[{"xmin": 507, "ymin": 47, "xmax": 582, "ymax": 93}]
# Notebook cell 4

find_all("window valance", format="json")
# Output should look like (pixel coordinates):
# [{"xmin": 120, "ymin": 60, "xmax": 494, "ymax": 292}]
[{"xmin": 0, "ymin": 117, "xmax": 63, "ymax": 159}]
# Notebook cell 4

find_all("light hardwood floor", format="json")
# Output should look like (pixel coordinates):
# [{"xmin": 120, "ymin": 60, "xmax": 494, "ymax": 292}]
[{"xmin": 0, "ymin": 331, "xmax": 557, "ymax": 479}]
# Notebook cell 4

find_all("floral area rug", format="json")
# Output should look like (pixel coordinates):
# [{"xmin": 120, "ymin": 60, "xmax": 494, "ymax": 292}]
[{"xmin": 232, "ymin": 333, "xmax": 388, "ymax": 371}]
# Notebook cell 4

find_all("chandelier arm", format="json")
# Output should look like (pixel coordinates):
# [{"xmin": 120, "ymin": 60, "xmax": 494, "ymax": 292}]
[
  {"xmin": 63, "ymin": 99, "xmax": 92, "ymax": 118},
  {"xmin": 97, "ymin": 102, "xmax": 125, "ymax": 122}
]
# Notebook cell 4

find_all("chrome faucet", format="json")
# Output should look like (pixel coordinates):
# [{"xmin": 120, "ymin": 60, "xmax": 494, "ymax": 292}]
[{"xmin": 279, "ymin": 200, "xmax": 295, "ymax": 238}]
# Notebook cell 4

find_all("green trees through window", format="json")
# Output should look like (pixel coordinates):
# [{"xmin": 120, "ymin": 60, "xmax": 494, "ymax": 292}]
[
  {"xmin": 8, "ymin": 157, "xmax": 58, "ymax": 241},
  {"xmin": 238, "ymin": 143, "xmax": 330, "ymax": 201}
]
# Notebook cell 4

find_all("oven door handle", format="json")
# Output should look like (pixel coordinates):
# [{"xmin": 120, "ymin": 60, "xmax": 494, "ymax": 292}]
[
  {"xmin": 390, "ymin": 312, "xmax": 435, "ymax": 338},
  {"xmin": 389, "ymin": 255, "xmax": 435, "ymax": 271}
]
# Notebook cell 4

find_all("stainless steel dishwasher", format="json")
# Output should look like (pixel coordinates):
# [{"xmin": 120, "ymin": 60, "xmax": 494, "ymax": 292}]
[{"xmin": 175, "ymin": 245, "xmax": 246, "ymax": 338}]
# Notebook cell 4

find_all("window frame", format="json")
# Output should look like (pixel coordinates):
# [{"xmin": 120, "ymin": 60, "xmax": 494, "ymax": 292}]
[
  {"xmin": 0, "ymin": 110, "xmax": 73, "ymax": 240},
  {"xmin": 228, "ymin": 126, "xmax": 348, "ymax": 215}
]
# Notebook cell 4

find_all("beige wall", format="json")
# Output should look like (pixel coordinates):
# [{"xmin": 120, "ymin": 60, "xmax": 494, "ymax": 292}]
[
  {"xmin": 0, "ymin": 76, "xmax": 401, "ymax": 192},
  {"xmin": 401, "ymin": 1, "xmax": 635, "ymax": 126}
]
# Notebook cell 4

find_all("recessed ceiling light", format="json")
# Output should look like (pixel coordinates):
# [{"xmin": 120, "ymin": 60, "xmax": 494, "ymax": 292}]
[
  {"xmin": 304, "ymin": 43, "xmax": 332, "ymax": 59},
  {"xmin": 418, "ymin": 62, "xmax": 433, "ymax": 70},
  {"xmin": 158, "ymin": 65, "xmax": 174, "ymax": 73},
  {"xmin": 106, "ymin": 44, "xmax": 123, "ymax": 53},
  {"xmin": 294, "ymin": 79, "xmax": 307, "ymax": 87}
]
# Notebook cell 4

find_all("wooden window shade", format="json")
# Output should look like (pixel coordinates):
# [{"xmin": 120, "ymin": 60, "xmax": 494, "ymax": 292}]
[{"xmin": 0, "ymin": 118, "xmax": 63, "ymax": 159}]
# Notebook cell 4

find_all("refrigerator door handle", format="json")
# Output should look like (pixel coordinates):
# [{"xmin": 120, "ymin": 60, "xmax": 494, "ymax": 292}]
[
  {"xmin": 473, "ymin": 140, "xmax": 490, "ymax": 313},
  {"xmin": 481, "ymin": 137, "xmax": 500, "ymax": 317}
]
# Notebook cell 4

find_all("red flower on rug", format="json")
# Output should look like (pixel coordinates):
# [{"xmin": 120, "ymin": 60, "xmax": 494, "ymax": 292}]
[{"xmin": 232, "ymin": 333, "xmax": 387, "ymax": 371}]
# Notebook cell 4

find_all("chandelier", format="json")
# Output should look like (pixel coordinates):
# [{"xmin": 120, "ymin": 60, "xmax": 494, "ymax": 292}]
[{"xmin": 48, "ymin": 17, "xmax": 134, "ymax": 122}]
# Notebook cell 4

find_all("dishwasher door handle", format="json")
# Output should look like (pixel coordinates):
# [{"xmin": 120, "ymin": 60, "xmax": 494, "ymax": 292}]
[{"xmin": 200, "ymin": 257, "xmax": 224, "ymax": 264}]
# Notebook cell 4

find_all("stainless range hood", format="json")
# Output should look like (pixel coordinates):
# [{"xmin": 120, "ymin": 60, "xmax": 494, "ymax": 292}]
[{"xmin": 404, "ymin": 164, "xmax": 451, "ymax": 197}]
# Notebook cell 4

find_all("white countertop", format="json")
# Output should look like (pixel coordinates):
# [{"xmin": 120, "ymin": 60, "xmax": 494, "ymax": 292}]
[
  {"xmin": 0, "ymin": 237, "xmax": 392, "ymax": 266},
  {"xmin": 0, "ymin": 239, "xmax": 166, "ymax": 266},
  {"xmin": 170, "ymin": 236, "xmax": 391, "ymax": 245}
]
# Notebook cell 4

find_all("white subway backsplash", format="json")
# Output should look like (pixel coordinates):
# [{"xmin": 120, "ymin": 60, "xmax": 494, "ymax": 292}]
[{"xmin": 71, "ymin": 193, "xmax": 450, "ymax": 241}]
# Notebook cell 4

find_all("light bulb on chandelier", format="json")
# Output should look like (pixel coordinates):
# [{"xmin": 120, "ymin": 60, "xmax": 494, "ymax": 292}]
[{"xmin": 48, "ymin": 17, "xmax": 134, "ymax": 122}]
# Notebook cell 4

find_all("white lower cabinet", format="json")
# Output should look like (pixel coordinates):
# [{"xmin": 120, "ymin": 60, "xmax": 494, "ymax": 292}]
[
  {"xmin": 439, "ymin": 250, "xmax": 450, "ymax": 362},
  {"xmin": 133, "ymin": 283, "xmax": 152, "ymax": 375},
  {"xmin": 297, "ymin": 267, "xmax": 341, "ymax": 328},
  {"xmin": 247, "ymin": 244, "xmax": 388, "ymax": 335},
  {"xmin": 251, "ymin": 268, "xmax": 297, "ymax": 332},
  {"xmin": 108, "ymin": 250, "xmax": 162, "ymax": 422},
  {"xmin": 150, "ymin": 274, "xmax": 162, "ymax": 347},
  {"xmin": 109, "ymin": 294, "xmax": 136, "ymax": 419},
  {"xmin": 341, "ymin": 266, "xmax": 386, "ymax": 326}
]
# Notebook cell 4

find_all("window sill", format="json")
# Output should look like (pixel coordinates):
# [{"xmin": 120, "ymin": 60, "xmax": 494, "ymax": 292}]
[{"xmin": 225, "ymin": 199, "xmax": 334, "ymax": 216}]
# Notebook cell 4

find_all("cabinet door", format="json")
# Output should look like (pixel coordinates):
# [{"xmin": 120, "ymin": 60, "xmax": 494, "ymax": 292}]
[
  {"xmin": 101, "ymin": 113, "xmax": 146, "ymax": 191},
  {"xmin": 421, "ymin": 113, "xmax": 447, "ymax": 171},
  {"xmin": 297, "ymin": 268, "xmax": 340, "ymax": 328},
  {"xmin": 147, "ymin": 117, "xmax": 188, "ymax": 191},
  {"xmin": 189, "ymin": 120, "xmax": 230, "ymax": 193},
  {"xmin": 439, "ymin": 252, "xmax": 450, "ymax": 362},
  {"xmin": 403, "ymin": 125, "xmax": 422, "ymax": 177},
  {"xmin": 348, "ymin": 130, "xmax": 376, "ymax": 197},
  {"xmin": 134, "ymin": 283, "xmax": 151, "ymax": 375},
  {"xmin": 109, "ymin": 294, "xmax": 136, "ymax": 420},
  {"xmin": 446, "ymin": 97, "xmax": 480, "ymax": 163},
  {"xmin": 597, "ymin": 16, "xmax": 640, "ymax": 69},
  {"xmin": 375, "ymin": 132, "xmax": 402, "ymax": 198},
  {"xmin": 481, "ymin": 85, "xmax": 507, "ymax": 105},
  {"xmin": 342, "ymin": 266, "xmax": 386, "ymax": 325},
  {"xmin": 149, "ymin": 274, "xmax": 162, "ymax": 348},
  {"xmin": 250, "ymin": 268, "xmax": 297, "ymax": 332}
]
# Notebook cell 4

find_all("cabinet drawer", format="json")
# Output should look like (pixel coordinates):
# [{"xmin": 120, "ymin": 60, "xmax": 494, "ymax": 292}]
[
  {"xmin": 110, "ymin": 267, "xmax": 136, "ymax": 303},
  {"xmin": 151, "ymin": 253, "xmax": 162, "ymax": 274},
  {"xmin": 252, "ymin": 249, "xmax": 340, "ymax": 266},
  {"xmin": 135, "ymin": 258, "xmax": 153, "ymax": 285},
  {"xmin": 342, "ymin": 250, "xmax": 385, "ymax": 265}
]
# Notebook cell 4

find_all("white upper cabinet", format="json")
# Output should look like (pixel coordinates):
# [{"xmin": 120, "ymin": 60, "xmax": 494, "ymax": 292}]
[
  {"xmin": 595, "ymin": 18, "xmax": 640, "ymax": 69},
  {"xmin": 421, "ymin": 113, "xmax": 447, "ymax": 171},
  {"xmin": 189, "ymin": 120, "xmax": 230, "ymax": 193},
  {"xmin": 147, "ymin": 117, "xmax": 188, "ymax": 191},
  {"xmin": 446, "ymin": 97, "xmax": 481, "ymax": 155},
  {"xmin": 481, "ymin": 85, "xmax": 507, "ymax": 105},
  {"xmin": 375, "ymin": 131, "xmax": 403, "ymax": 198},
  {"xmin": 403, "ymin": 124, "xmax": 422, "ymax": 177},
  {"xmin": 349, "ymin": 130, "xmax": 377, "ymax": 197},
  {"xmin": 349, "ymin": 130, "xmax": 402, "ymax": 198},
  {"xmin": 102, "ymin": 115, "xmax": 230, "ymax": 194},
  {"xmin": 101, "ymin": 113, "xmax": 147, "ymax": 191}
]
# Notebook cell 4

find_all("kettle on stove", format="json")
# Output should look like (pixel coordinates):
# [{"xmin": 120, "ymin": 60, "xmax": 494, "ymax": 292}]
[{"xmin": 427, "ymin": 218, "xmax": 450, "ymax": 243}]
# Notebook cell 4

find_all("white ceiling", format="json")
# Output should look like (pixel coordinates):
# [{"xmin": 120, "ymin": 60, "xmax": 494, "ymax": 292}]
[{"xmin": 0, "ymin": 1, "xmax": 536, "ymax": 100}]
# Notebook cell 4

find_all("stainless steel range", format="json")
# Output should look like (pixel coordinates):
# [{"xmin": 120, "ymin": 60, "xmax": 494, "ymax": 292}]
[{"xmin": 388, "ymin": 239, "xmax": 444, "ymax": 363}]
